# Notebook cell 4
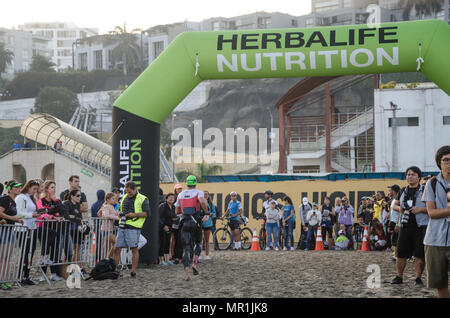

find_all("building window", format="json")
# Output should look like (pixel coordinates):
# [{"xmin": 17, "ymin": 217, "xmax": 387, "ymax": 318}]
[
  {"xmin": 293, "ymin": 165, "xmax": 321, "ymax": 173},
  {"xmin": 57, "ymin": 30, "xmax": 76, "ymax": 38},
  {"xmin": 343, "ymin": 0, "xmax": 352, "ymax": 8},
  {"xmin": 291, "ymin": 19, "xmax": 298, "ymax": 27},
  {"xmin": 388, "ymin": 117, "xmax": 419, "ymax": 127},
  {"xmin": 306, "ymin": 17, "xmax": 314, "ymax": 27},
  {"xmin": 79, "ymin": 52, "xmax": 88, "ymax": 71},
  {"xmin": 57, "ymin": 49, "xmax": 72, "ymax": 57},
  {"xmin": 257, "ymin": 17, "xmax": 272, "ymax": 28},
  {"xmin": 94, "ymin": 50, "xmax": 103, "ymax": 69},
  {"xmin": 153, "ymin": 41, "xmax": 164, "ymax": 60},
  {"xmin": 443, "ymin": 116, "xmax": 450, "ymax": 125}
]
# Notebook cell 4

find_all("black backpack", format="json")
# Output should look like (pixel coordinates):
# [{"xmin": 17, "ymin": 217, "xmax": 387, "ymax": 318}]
[{"xmin": 86, "ymin": 258, "xmax": 119, "ymax": 281}]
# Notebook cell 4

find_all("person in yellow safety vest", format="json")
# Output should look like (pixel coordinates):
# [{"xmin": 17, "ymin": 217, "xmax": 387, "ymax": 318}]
[{"xmin": 112, "ymin": 181, "xmax": 149, "ymax": 279}]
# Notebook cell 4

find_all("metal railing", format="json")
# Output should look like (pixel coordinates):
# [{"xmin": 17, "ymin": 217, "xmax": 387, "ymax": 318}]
[{"xmin": 0, "ymin": 224, "xmax": 28, "ymax": 286}]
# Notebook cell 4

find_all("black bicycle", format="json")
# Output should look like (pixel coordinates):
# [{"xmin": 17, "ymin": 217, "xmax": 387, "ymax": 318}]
[{"xmin": 213, "ymin": 217, "xmax": 253, "ymax": 250}]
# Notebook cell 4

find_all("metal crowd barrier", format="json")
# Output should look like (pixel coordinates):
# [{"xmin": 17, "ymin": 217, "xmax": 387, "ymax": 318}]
[{"xmin": 0, "ymin": 224, "xmax": 28, "ymax": 286}]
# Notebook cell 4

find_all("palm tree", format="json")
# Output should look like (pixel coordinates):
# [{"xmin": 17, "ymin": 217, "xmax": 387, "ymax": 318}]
[
  {"xmin": 196, "ymin": 162, "xmax": 223, "ymax": 183},
  {"xmin": 0, "ymin": 42, "xmax": 14, "ymax": 78},
  {"xmin": 400, "ymin": 0, "xmax": 444, "ymax": 20},
  {"xmin": 104, "ymin": 22, "xmax": 142, "ymax": 76}
]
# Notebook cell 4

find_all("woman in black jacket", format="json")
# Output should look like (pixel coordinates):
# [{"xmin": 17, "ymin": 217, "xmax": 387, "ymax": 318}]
[
  {"xmin": 158, "ymin": 193, "xmax": 176, "ymax": 265},
  {"xmin": 62, "ymin": 189, "xmax": 86, "ymax": 269}
]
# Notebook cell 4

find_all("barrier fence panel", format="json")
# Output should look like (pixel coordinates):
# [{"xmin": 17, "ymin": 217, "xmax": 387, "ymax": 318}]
[{"xmin": 0, "ymin": 224, "xmax": 28, "ymax": 286}]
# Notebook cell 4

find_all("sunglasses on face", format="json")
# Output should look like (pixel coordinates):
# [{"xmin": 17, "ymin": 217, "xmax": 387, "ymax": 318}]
[{"xmin": 74, "ymin": 194, "xmax": 81, "ymax": 197}]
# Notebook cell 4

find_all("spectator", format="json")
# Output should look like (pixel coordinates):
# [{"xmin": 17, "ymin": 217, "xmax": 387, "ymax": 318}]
[
  {"xmin": 422, "ymin": 145, "xmax": 450, "ymax": 298},
  {"xmin": 113, "ymin": 181, "xmax": 149, "ymax": 279},
  {"xmin": 352, "ymin": 215, "xmax": 367, "ymax": 250},
  {"xmin": 159, "ymin": 188, "xmax": 165, "ymax": 205},
  {"xmin": 333, "ymin": 230, "xmax": 349, "ymax": 250},
  {"xmin": 332, "ymin": 197, "xmax": 342, "ymax": 239},
  {"xmin": 372, "ymin": 191, "xmax": 384, "ymax": 221},
  {"xmin": 12, "ymin": 140, "xmax": 21, "ymax": 150},
  {"xmin": 98, "ymin": 192, "xmax": 119, "ymax": 259},
  {"xmin": 36, "ymin": 180, "xmax": 65, "ymax": 282},
  {"xmin": 223, "ymin": 191, "xmax": 243, "ymax": 251},
  {"xmin": 54, "ymin": 140, "xmax": 62, "ymax": 151},
  {"xmin": 170, "ymin": 184, "xmax": 183, "ymax": 263},
  {"xmin": 358, "ymin": 197, "xmax": 372, "ymax": 225},
  {"xmin": 305, "ymin": 203, "xmax": 322, "ymax": 251},
  {"xmin": 0, "ymin": 180, "xmax": 24, "ymax": 290},
  {"xmin": 60, "ymin": 175, "xmax": 88, "ymax": 215},
  {"xmin": 320, "ymin": 196, "xmax": 334, "ymax": 249},
  {"xmin": 387, "ymin": 185, "xmax": 401, "ymax": 261},
  {"xmin": 0, "ymin": 182, "xmax": 4, "ymax": 197},
  {"xmin": 337, "ymin": 196, "xmax": 354, "ymax": 249},
  {"xmin": 264, "ymin": 200, "xmax": 280, "ymax": 250},
  {"xmin": 111, "ymin": 187, "xmax": 121, "ymax": 211},
  {"xmin": 158, "ymin": 193, "xmax": 176, "ymax": 265},
  {"xmin": 391, "ymin": 166, "xmax": 428, "ymax": 286},
  {"xmin": 201, "ymin": 190, "xmax": 215, "ymax": 259},
  {"xmin": 91, "ymin": 189, "xmax": 106, "ymax": 218},
  {"xmin": 298, "ymin": 197, "xmax": 312, "ymax": 250},
  {"xmin": 15, "ymin": 180, "xmax": 41, "ymax": 285},
  {"xmin": 62, "ymin": 189, "xmax": 88, "ymax": 275},
  {"xmin": 368, "ymin": 218, "xmax": 387, "ymax": 251},
  {"xmin": 281, "ymin": 196, "xmax": 295, "ymax": 251}
]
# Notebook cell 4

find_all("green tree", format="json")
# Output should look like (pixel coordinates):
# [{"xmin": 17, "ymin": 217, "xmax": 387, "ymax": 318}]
[
  {"xmin": 196, "ymin": 162, "xmax": 223, "ymax": 183},
  {"xmin": 0, "ymin": 42, "xmax": 14, "ymax": 77},
  {"xmin": 30, "ymin": 54, "xmax": 56, "ymax": 72},
  {"xmin": 32, "ymin": 86, "xmax": 79, "ymax": 122},
  {"xmin": 400, "ymin": 0, "xmax": 444, "ymax": 20},
  {"xmin": 104, "ymin": 23, "xmax": 141, "ymax": 76}
]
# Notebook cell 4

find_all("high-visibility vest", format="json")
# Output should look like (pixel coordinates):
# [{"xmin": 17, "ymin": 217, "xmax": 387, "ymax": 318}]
[{"xmin": 120, "ymin": 192, "xmax": 148, "ymax": 229}]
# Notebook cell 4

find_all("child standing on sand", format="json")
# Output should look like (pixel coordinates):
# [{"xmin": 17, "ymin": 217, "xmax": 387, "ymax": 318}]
[{"xmin": 98, "ymin": 193, "xmax": 119, "ymax": 258}]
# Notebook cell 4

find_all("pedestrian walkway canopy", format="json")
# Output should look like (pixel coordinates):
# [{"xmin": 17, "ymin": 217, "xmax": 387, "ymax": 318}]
[{"xmin": 20, "ymin": 113, "xmax": 112, "ymax": 171}]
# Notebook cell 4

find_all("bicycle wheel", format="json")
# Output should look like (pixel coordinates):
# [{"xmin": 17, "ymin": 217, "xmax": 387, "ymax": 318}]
[
  {"xmin": 259, "ymin": 229, "xmax": 266, "ymax": 250},
  {"xmin": 240, "ymin": 227, "xmax": 253, "ymax": 250},
  {"xmin": 213, "ymin": 228, "xmax": 232, "ymax": 250}
]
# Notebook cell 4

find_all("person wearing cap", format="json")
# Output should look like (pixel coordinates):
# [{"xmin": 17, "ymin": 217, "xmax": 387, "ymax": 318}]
[
  {"xmin": 391, "ymin": 166, "xmax": 428, "ymax": 286},
  {"xmin": 175, "ymin": 175, "xmax": 208, "ymax": 281},
  {"xmin": 305, "ymin": 203, "xmax": 322, "ymax": 251},
  {"xmin": 223, "ymin": 191, "xmax": 244, "ymax": 251},
  {"xmin": 298, "ymin": 197, "xmax": 312, "ymax": 250},
  {"xmin": 111, "ymin": 187, "xmax": 121, "ymax": 211},
  {"xmin": 333, "ymin": 230, "xmax": 349, "ymax": 250},
  {"xmin": 0, "ymin": 180, "xmax": 24, "ymax": 290},
  {"xmin": 358, "ymin": 197, "xmax": 372, "ymax": 225},
  {"xmin": 387, "ymin": 184, "xmax": 401, "ymax": 261}
]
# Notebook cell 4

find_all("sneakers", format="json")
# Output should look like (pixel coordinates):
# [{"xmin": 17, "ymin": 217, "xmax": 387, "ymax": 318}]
[
  {"xmin": 283, "ymin": 247, "xmax": 288, "ymax": 251},
  {"xmin": 50, "ymin": 274, "xmax": 62, "ymax": 282},
  {"xmin": 391, "ymin": 275, "xmax": 403, "ymax": 284},
  {"xmin": 192, "ymin": 266, "xmax": 199, "ymax": 276},
  {"xmin": 415, "ymin": 277, "xmax": 424, "ymax": 286},
  {"xmin": 38, "ymin": 255, "xmax": 53, "ymax": 266},
  {"xmin": 39, "ymin": 276, "xmax": 47, "ymax": 282},
  {"xmin": 0, "ymin": 283, "xmax": 12, "ymax": 290},
  {"xmin": 173, "ymin": 260, "xmax": 180, "ymax": 265},
  {"xmin": 130, "ymin": 272, "xmax": 137, "ymax": 279},
  {"xmin": 265, "ymin": 247, "xmax": 270, "ymax": 251},
  {"xmin": 168, "ymin": 261, "xmax": 175, "ymax": 265},
  {"xmin": 289, "ymin": 247, "xmax": 294, "ymax": 251},
  {"xmin": 160, "ymin": 261, "xmax": 168, "ymax": 266},
  {"xmin": 22, "ymin": 278, "xmax": 37, "ymax": 286},
  {"xmin": 274, "ymin": 247, "xmax": 279, "ymax": 251},
  {"xmin": 205, "ymin": 255, "xmax": 211, "ymax": 260}
]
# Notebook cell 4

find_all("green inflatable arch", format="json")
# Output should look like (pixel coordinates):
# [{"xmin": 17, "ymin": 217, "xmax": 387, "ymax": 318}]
[
  {"xmin": 115, "ymin": 19, "xmax": 450, "ymax": 123},
  {"xmin": 112, "ymin": 20, "xmax": 450, "ymax": 264}
]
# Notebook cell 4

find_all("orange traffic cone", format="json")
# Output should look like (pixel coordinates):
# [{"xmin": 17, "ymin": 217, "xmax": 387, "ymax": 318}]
[
  {"xmin": 360, "ymin": 226, "xmax": 370, "ymax": 251},
  {"xmin": 250, "ymin": 228, "xmax": 260, "ymax": 251},
  {"xmin": 92, "ymin": 231, "xmax": 96, "ymax": 254},
  {"xmin": 314, "ymin": 226, "xmax": 324, "ymax": 251}
]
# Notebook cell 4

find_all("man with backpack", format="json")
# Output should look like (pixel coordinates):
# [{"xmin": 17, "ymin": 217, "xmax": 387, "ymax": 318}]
[
  {"xmin": 422, "ymin": 145, "xmax": 450, "ymax": 298},
  {"xmin": 391, "ymin": 166, "xmax": 428, "ymax": 286}
]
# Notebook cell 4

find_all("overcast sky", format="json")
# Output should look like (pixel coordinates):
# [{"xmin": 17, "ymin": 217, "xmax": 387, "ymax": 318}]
[{"xmin": 3, "ymin": 0, "xmax": 312, "ymax": 33}]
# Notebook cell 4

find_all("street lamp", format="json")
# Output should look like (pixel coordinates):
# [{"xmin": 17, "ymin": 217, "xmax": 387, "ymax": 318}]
[{"xmin": 171, "ymin": 113, "xmax": 177, "ymax": 182}]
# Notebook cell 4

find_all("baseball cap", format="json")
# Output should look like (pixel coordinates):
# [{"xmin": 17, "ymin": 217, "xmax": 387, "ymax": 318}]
[
  {"xmin": 338, "ymin": 230, "xmax": 345, "ymax": 235},
  {"xmin": 174, "ymin": 183, "xmax": 182, "ymax": 190},
  {"xmin": 111, "ymin": 187, "xmax": 120, "ymax": 193},
  {"xmin": 302, "ymin": 197, "xmax": 308, "ymax": 205},
  {"xmin": 6, "ymin": 181, "xmax": 23, "ymax": 191},
  {"xmin": 388, "ymin": 184, "xmax": 401, "ymax": 193},
  {"xmin": 361, "ymin": 196, "xmax": 367, "ymax": 200}
]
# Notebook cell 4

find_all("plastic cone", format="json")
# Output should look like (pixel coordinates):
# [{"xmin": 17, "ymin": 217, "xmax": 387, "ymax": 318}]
[
  {"xmin": 92, "ymin": 231, "xmax": 96, "ymax": 254},
  {"xmin": 314, "ymin": 226, "xmax": 324, "ymax": 251},
  {"xmin": 360, "ymin": 226, "xmax": 370, "ymax": 251},
  {"xmin": 250, "ymin": 228, "xmax": 260, "ymax": 251}
]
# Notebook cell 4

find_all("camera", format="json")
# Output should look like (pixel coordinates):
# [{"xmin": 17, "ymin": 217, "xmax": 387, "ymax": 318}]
[
  {"xmin": 119, "ymin": 212, "xmax": 127, "ymax": 229},
  {"xmin": 401, "ymin": 198, "xmax": 414, "ymax": 225}
]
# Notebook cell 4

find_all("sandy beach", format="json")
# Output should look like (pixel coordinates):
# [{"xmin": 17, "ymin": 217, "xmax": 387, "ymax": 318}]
[{"xmin": 3, "ymin": 249, "xmax": 440, "ymax": 298}]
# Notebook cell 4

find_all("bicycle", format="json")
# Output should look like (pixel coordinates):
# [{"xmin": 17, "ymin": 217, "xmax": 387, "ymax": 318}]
[
  {"xmin": 255, "ymin": 215, "xmax": 267, "ymax": 250},
  {"xmin": 213, "ymin": 217, "xmax": 253, "ymax": 250}
]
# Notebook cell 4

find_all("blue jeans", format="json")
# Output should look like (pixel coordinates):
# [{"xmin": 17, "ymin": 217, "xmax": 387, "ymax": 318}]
[
  {"xmin": 283, "ymin": 220, "xmax": 294, "ymax": 248},
  {"xmin": 306, "ymin": 225, "xmax": 318, "ymax": 249},
  {"xmin": 266, "ymin": 223, "xmax": 279, "ymax": 248}
]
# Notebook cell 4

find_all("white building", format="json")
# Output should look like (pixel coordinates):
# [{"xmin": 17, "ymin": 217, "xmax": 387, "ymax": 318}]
[
  {"xmin": 19, "ymin": 22, "xmax": 98, "ymax": 71},
  {"xmin": 374, "ymin": 83, "xmax": 450, "ymax": 173}
]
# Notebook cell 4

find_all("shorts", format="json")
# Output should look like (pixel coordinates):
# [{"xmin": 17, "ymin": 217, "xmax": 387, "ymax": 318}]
[
  {"xmin": 424, "ymin": 245, "xmax": 450, "ymax": 289},
  {"xmin": 229, "ymin": 220, "xmax": 241, "ymax": 231},
  {"xmin": 116, "ymin": 228, "xmax": 141, "ymax": 248},
  {"xmin": 397, "ymin": 225, "xmax": 426, "ymax": 259}
]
